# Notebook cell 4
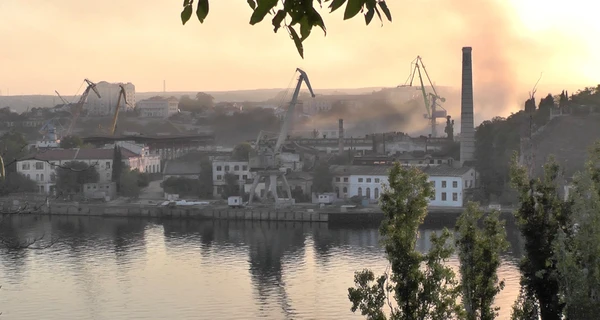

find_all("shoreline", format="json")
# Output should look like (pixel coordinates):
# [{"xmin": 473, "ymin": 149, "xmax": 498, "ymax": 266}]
[{"xmin": 1, "ymin": 202, "xmax": 516, "ymax": 226}]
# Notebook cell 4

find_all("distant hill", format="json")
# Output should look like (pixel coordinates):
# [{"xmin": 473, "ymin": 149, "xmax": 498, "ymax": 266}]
[
  {"xmin": 531, "ymin": 114, "xmax": 600, "ymax": 178},
  {"xmin": 0, "ymin": 86, "xmax": 456, "ymax": 113}
]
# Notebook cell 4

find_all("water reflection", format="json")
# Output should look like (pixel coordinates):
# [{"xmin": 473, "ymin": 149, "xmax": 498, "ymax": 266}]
[{"xmin": 0, "ymin": 216, "xmax": 522, "ymax": 320}]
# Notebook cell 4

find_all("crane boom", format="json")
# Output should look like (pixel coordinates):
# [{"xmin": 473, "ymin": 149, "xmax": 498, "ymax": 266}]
[
  {"xmin": 66, "ymin": 79, "xmax": 101, "ymax": 136},
  {"xmin": 274, "ymin": 68, "xmax": 315, "ymax": 153},
  {"xmin": 55, "ymin": 90, "xmax": 71, "ymax": 105},
  {"xmin": 110, "ymin": 85, "xmax": 129, "ymax": 135},
  {"xmin": 402, "ymin": 56, "xmax": 447, "ymax": 137}
]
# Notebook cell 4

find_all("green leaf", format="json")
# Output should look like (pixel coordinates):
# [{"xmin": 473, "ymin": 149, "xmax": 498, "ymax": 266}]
[
  {"xmin": 364, "ymin": 8, "xmax": 375, "ymax": 25},
  {"xmin": 310, "ymin": 8, "xmax": 327, "ymax": 35},
  {"xmin": 272, "ymin": 10, "xmax": 286, "ymax": 33},
  {"xmin": 250, "ymin": 0, "xmax": 278, "ymax": 25},
  {"xmin": 378, "ymin": 1, "xmax": 392, "ymax": 22},
  {"xmin": 288, "ymin": 26, "xmax": 304, "ymax": 59},
  {"xmin": 329, "ymin": 0, "xmax": 346, "ymax": 12},
  {"xmin": 344, "ymin": 0, "xmax": 363, "ymax": 20},
  {"xmin": 196, "ymin": 0, "xmax": 209, "ymax": 23},
  {"xmin": 183, "ymin": 0, "xmax": 191, "ymax": 6},
  {"xmin": 247, "ymin": 0, "xmax": 256, "ymax": 10},
  {"xmin": 181, "ymin": 5, "xmax": 193, "ymax": 25},
  {"xmin": 300, "ymin": 16, "xmax": 312, "ymax": 40}
]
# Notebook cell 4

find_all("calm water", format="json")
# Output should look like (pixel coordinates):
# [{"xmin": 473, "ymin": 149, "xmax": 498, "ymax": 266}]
[{"xmin": 0, "ymin": 216, "xmax": 523, "ymax": 320}]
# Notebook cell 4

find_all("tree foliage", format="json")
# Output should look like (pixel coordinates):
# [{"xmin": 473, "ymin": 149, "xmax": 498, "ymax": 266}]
[
  {"xmin": 509, "ymin": 153, "xmax": 570, "ymax": 320},
  {"xmin": 119, "ymin": 168, "xmax": 141, "ymax": 198},
  {"xmin": 348, "ymin": 165, "xmax": 463, "ymax": 320},
  {"xmin": 455, "ymin": 202, "xmax": 509, "ymax": 320},
  {"xmin": 232, "ymin": 142, "xmax": 253, "ymax": 161},
  {"xmin": 55, "ymin": 161, "xmax": 100, "ymax": 195},
  {"xmin": 178, "ymin": 92, "xmax": 215, "ymax": 112},
  {"xmin": 221, "ymin": 172, "xmax": 241, "ymax": 199},
  {"xmin": 0, "ymin": 172, "xmax": 38, "ymax": 196},
  {"xmin": 0, "ymin": 132, "xmax": 28, "ymax": 174},
  {"xmin": 312, "ymin": 161, "xmax": 333, "ymax": 193},
  {"xmin": 553, "ymin": 142, "xmax": 600, "ymax": 319},
  {"xmin": 180, "ymin": 0, "xmax": 392, "ymax": 58},
  {"xmin": 59, "ymin": 135, "xmax": 83, "ymax": 149},
  {"xmin": 111, "ymin": 146, "xmax": 123, "ymax": 183}
]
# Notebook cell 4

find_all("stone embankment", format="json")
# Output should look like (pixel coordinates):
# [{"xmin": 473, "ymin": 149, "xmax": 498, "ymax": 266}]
[{"xmin": 1, "ymin": 201, "xmax": 515, "ymax": 224}]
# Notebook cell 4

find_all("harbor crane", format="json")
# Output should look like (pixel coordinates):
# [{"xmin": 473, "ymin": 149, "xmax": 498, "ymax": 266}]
[
  {"xmin": 248, "ymin": 68, "xmax": 315, "ymax": 205},
  {"xmin": 400, "ymin": 56, "xmax": 448, "ymax": 137},
  {"xmin": 65, "ymin": 79, "xmax": 101, "ymax": 136},
  {"xmin": 109, "ymin": 84, "xmax": 131, "ymax": 135}
]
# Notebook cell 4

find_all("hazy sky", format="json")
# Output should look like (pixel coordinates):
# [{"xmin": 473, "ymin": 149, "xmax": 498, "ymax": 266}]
[{"xmin": 1, "ymin": 0, "xmax": 598, "ymax": 112}]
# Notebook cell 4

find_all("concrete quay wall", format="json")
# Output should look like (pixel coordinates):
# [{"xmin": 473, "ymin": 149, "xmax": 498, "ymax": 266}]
[{"xmin": 38, "ymin": 204, "xmax": 329, "ymax": 223}]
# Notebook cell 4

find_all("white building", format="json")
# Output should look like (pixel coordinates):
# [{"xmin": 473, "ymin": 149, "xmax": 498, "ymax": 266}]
[
  {"xmin": 330, "ymin": 165, "xmax": 477, "ymax": 208},
  {"xmin": 86, "ymin": 81, "xmax": 135, "ymax": 116},
  {"xmin": 212, "ymin": 158, "xmax": 251, "ymax": 196},
  {"xmin": 16, "ymin": 147, "xmax": 158, "ymax": 194},
  {"xmin": 137, "ymin": 96, "xmax": 179, "ymax": 118}
]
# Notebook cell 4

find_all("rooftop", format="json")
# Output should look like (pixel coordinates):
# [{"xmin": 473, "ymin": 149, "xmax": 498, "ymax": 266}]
[
  {"xmin": 330, "ymin": 164, "xmax": 473, "ymax": 177},
  {"xmin": 22, "ymin": 147, "xmax": 138, "ymax": 161}
]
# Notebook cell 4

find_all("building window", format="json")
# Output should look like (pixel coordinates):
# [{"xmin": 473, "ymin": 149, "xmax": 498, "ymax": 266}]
[
  {"xmin": 234, "ymin": 165, "xmax": 240, "ymax": 171},
  {"xmin": 358, "ymin": 178, "xmax": 363, "ymax": 182},
  {"xmin": 106, "ymin": 173, "xmax": 110, "ymax": 179},
  {"xmin": 217, "ymin": 175, "xmax": 222, "ymax": 180},
  {"xmin": 35, "ymin": 162, "xmax": 44, "ymax": 170},
  {"xmin": 442, "ymin": 192, "xmax": 447, "ymax": 201},
  {"xmin": 225, "ymin": 165, "xmax": 230, "ymax": 171},
  {"xmin": 437, "ymin": 160, "xmax": 442, "ymax": 164},
  {"xmin": 442, "ymin": 181, "xmax": 447, "ymax": 188},
  {"xmin": 358, "ymin": 187, "xmax": 362, "ymax": 196},
  {"xmin": 430, "ymin": 159, "xmax": 434, "ymax": 164},
  {"xmin": 344, "ymin": 177, "xmax": 348, "ymax": 182},
  {"xmin": 35, "ymin": 174, "xmax": 39, "ymax": 181},
  {"xmin": 106, "ymin": 162, "xmax": 111, "ymax": 169},
  {"xmin": 366, "ymin": 187, "xmax": 371, "ymax": 199},
  {"xmin": 343, "ymin": 187, "xmax": 347, "ymax": 194},
  {"xmin": 236, "ymin": 175, "xmax": 241, "ymax": 180},
  {"xmin": 375, "ymin": 178, "xmax": 380, "ymax": 183},
  {"xmin": 335, "ymin": 177, "xmax": 340, "ymax": 182},
  {"xmin": 216, "ymin": 166, "xmax": 222, "ymax": 171},
  {"xmin": 335, "ymin": 187, "xmax": 340, "ymax": 198},
  {"xmin": 374, "ymin": 187, "xmax": 379, "ymax": 199},
  {"xmin": 40, "ymin": 174, "xmax": 44, "ymax": 182},
  {"xmin": 366, "ymin": 178, "xmax": 372, "ymax": 183},
  {"xmin": 452, "ymin": 193, "xmax": 458, "ymax": 201},
  {"xmin": 452, "ymin": 181, "xmax": 458, "ymax": 188},
  {"xmin": 50, "ymin": 173, "xmax": 56, "ymax": 182},
  {"xmin": 22, "ymin": 163, "xmax": 30, "ymax": 170},
  {"xmin": 242, "ymin": 165, "xmax": 248, "ymax": 170}
]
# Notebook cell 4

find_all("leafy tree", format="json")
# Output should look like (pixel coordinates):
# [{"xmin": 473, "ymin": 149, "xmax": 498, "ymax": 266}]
[
  {"xmin": 111, "ymin": 146, "xmax": 123, "ymax": 183},
  {"xmin": 198, "ymin": 158, "xmax": 213, "ymax": 198},
  {"xmin": 0, "ymin": 172, "xmax": 37, "ymax": 196},
  {"xmin": 119, "ymin": 169, "xmax": 141, "ymax": 198},
  {"xmin": 56, "ymin": 161, "xmax": 99, "ymax": 194},
  {"xmin": 553, "ymin": 143, "xmax": 600, "ymax": 319},
  {"xmin": 312, "ymin": 162, "xmax": 333, "ymax": 193},
  {"xmin": 221, "ymin": 172, "xmax": 241, "ymax": 199},
  {"xmin": 136, "ymin": 171, "xmax": 150, "ymax": 188},
  {"xmin": 455, "ymin": 202, "xmax": 509, "ymax": 320},
  {"xmin": 509, "ymin": 153, "xmax": 570, "ymax": 320},
  {"xmin": 536, "ymin": 94, "xmax": 555, "ymax": 126},
  {"xmin": 195, "ymin": 92, "xmax": 215, "ymax": 109},
  {"xmin": 162, "ymin": 176, "xmax": 201, "ymax": 197},
  {"xmin": 348, "ymin": 165, "xmax": 463, "ymax": 320},
  {"xmin": 59, "ymin": 135, "xmax": 83, "ymax": 149},
  {"xmin": 232, "ymin": 142, "xmax": 253, "ymax": 161},
  {"xmin": 180, "ymin": 0, "xmax": 393, "ymax": 58},
  {"xmin": 0, "ymin": 132, "xmax": 28, "ymax": 173}
]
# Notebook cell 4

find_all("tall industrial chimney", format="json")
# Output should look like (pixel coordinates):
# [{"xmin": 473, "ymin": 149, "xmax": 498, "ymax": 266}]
[
  {"xmin": 460, "ymin": 47, "xmax": 475, "ymax": 165},
  {"xmin": 338, "ymin": 119, "xmax": 345, "ymax": 154}
]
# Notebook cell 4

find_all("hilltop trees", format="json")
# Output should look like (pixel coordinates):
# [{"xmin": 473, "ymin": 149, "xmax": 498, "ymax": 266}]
[
  {"xmin": 180, "ymin": 0, "xmax": 393, "ymax": 58},
  {"xmin": 178, "ymin": 92, "xmax": 215, "ymax": 112},
  {"xmin": 59, "ymin": 135, "xmax": 83, "ymax": 149}
]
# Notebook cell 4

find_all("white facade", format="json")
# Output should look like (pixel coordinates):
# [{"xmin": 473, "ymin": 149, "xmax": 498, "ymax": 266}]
[
  {"xmin": 16, "ymin": 147, "xmax": 157, "ymax": 194},
  {"xmin": 86, "ymin": 81, "xmax": 135, "ymax": 116},
  {"xmin": 331, "ymin": 165, "xmax": 476, "ymax": 208},
  {"xmin": 138, "ymin": 96, "xmax": 179, "ymax": 118},
  {"xmin": 279, "ymin": 152, "xmax": 303, "ymax": 172},
  {"xmin": 212, "ymin": 159, "xmax": 251, "ymax": 196}
]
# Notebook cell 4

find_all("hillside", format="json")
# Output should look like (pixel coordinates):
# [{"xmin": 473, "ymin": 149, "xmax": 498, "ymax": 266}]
[{"xmin": 531, "ymin": 114, "xmax": 600, "ymax": 177}]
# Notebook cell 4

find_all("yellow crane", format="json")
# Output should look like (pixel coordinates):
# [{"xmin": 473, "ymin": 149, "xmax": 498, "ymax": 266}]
[
  {"xmin": 109, "ymin": 85, "xmax": 130, "ymax": 135},
  {"xmin": 400, "ymin": 56, "xmax": 448, "ymax": 137}
]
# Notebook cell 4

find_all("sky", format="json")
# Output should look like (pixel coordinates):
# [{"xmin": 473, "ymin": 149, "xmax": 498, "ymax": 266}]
[{"xmin": 0, "ymin": 0, "xmax": 598, "ymax": 115}]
